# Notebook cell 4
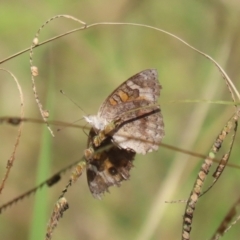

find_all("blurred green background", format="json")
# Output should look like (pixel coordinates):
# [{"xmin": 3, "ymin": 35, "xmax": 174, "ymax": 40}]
[{"xmin": 1, "ymin": 1, "xmax": 240, "ymax": 240}]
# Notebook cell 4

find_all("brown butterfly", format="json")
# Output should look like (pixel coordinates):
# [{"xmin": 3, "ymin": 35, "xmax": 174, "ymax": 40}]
[{"xmin": 84, "ymin": 69, "xmax": 165, "ymax": 198}]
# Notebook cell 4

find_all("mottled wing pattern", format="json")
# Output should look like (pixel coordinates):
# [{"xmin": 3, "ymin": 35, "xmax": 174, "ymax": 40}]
[
  {"xmin": 86, "ymin": 128, "xmax": 135, "ymax": 198},
  {"xmin": 97, "ymin": 69, "xmax": 165, "ymax": 154},
  {"xmin": 85, "ymin": 69, "xmax": 165, "ymax": 197}
]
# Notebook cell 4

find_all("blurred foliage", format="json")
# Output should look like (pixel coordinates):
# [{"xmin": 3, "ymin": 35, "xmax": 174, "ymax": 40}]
[{"xmin": 1, "ymin": 1, "xmax": 240, "ymax": 240}]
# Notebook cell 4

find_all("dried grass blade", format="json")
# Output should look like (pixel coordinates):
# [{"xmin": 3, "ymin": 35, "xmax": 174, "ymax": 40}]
[
  {"xmin": 0, "ymin": 69, "xmax": 24, "ymax": 194},
  {"xmin": 45, "ymin": 160, "xmax": 86, "ymax": 240},
  {"xmin": 182, "ymin": 113, "xmax": 238, "ymax": 240},
  {"xmin": 201, "ymin": 114, "xmax": 238, "ymax": 196},
  {"xmin": 211, "ymin": 198, "xmax": 240, "ymax": 240}
]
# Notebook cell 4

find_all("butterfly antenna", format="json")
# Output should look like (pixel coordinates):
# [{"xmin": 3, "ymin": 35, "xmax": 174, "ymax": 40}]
[
  {"xmin": 57, "ymin": 90, "xmax": 88, "ymax": 132},
  {"xmin": 60, "ymin": 90, "xmax": 91, "ymax": 137},
  {"xmin": 56, "ymin": 118, "xmax": 85, "ymax": 132},
  {"xmin": 60, "ymin": 90, "xmax": 87, "ymax": 115}
]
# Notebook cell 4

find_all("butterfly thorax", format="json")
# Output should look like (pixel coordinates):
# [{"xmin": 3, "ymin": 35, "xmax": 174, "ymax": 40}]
[
  {"xmin": 84, "ymin": 115, "xmax": 108, "ymax": 131},
  {"xmin": 85, "ymin": 115, "xmax": 122, "ymax": 149}
]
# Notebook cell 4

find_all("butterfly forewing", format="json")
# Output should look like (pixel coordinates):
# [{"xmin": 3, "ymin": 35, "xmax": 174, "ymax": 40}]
[{"xmin": 97, "ymin": 69, "xmax": 164, "ymax": 154}]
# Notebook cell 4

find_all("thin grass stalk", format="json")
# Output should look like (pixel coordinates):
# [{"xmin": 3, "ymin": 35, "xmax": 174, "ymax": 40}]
[
  {"xmin": 29, "ymin": 52, "xmax": 56, "ymax": 240},
  {"xmin": 136, "ymin": 38, "xmax": 231, "ymax": 240},
  {"xmin": 182, "ymin": 116, "xmax": 237, "ymax": 240}
]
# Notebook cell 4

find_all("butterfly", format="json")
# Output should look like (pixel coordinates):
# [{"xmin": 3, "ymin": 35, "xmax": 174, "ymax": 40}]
[{"xmin": 84, "ymin": 69, "xmax": 165, "ymax": 198}]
